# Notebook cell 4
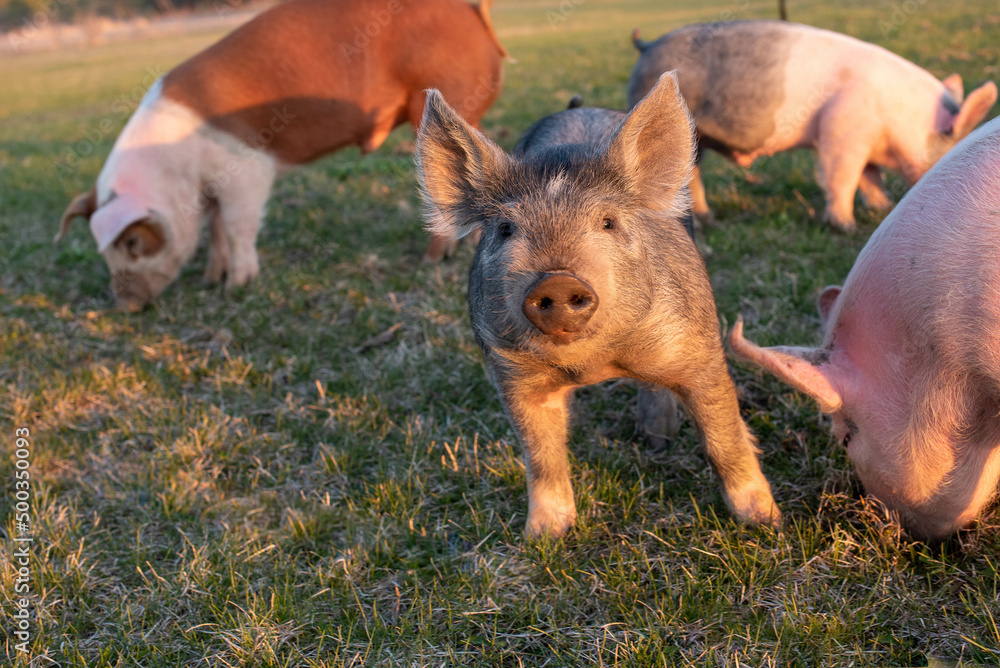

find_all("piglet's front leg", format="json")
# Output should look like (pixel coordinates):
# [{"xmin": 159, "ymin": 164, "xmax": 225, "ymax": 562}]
[
  {"xmin": 495, "ymin": 373, "xmax": 578, "ymax": 539},
  {"xmin": 673, "ymin": 370, "xmax": 781, "ymax": 529}
]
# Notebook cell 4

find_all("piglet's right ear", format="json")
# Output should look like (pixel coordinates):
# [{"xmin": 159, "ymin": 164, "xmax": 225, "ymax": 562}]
[{"xmin": 416, "ymin": 89, "xmax": 510, "ymax": 241}]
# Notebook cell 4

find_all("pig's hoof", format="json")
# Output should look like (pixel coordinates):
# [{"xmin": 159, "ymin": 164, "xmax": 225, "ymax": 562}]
[
  {"xmin": 524, "ymin": 505, "xmax": 577, "ymax": 539},
  {"xmin": 204, "ymin": 259, "xmax": 228, "ymax": 284},
  {"xmin": 863, "ymin": 195, "xmax": 893, "ymax": 213},
  {"xmin": 226, "ymin": 263, "xmax": 260, "ymax": 289},
  {"xmin": 823, "ymin": 211, "xmax": 858, "ymax": 234},
  {"xmin": 727, "ymin": 483, "xmax": 782, "ymax": 530},
  {"xmin": 829, "ymin": 221, "xmax": 858, "ymax": 235}
]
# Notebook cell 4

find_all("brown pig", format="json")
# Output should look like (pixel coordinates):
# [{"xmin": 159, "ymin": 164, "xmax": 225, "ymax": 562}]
[
  {"xmin": 730, "ymin": 116, "xmax": 1000, "ymax": 540},
  {"xmin": 416, "ymin": 73, "xmax": 780, "ymax": 538},
  {"xmin": 628, "ymin": 21, "xmax": 997, "ymax": 232},
  {"xmin": 56, "ymin": 0, "xmax": 508, "ymax": 308}
]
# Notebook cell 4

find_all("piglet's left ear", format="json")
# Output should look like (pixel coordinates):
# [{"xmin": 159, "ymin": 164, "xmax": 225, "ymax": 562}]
[
  {"xmin": 817, "ymin": 286, "xmax": 842, "ymax": 329},
  {"xmin": 603, "ymin": 71, "xmax": 694, "ymax": 217},
  {"xmin": 55, "ymin": 188, "xmax": 97, "ymax": 243},
  {"xmin": 90, "ymin": 194, "xmax": 160, "ymax": 253}
]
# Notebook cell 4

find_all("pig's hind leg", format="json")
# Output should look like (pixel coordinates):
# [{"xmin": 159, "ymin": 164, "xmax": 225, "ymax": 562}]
[
  {"xmin": 858, "ymin": 164, "xmax": 892, "ymax": 213},
  {"xmin": 689, "ymin": 146, "xmax": 715, "ymax": 229},
  {"xmin": 637, "ymin": 383, "xmax": 681, "ymax": 452}
]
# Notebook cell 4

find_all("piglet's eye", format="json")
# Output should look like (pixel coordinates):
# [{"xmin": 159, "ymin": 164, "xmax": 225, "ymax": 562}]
[
  {"xmin": 499, "ymin": 222, "xmax": 514, "ymax": 238},
  {"xmin": 603, "ymin": 218, "xmax": 615, "ymax": 230},
  {"xmin": 842, "ymin": 432, "xmax": 852, "ymax": 448}
]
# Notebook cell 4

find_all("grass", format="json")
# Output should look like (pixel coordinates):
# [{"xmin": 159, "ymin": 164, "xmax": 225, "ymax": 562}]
[{"xmin": 2, "ymin": 0, "xmax": 1000, "ymax": 664}]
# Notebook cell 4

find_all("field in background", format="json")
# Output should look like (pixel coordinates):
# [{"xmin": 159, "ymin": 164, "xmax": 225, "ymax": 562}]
[{"xmin": 2, "ymin": 0, "xmax": 1000, "ymax": 664}]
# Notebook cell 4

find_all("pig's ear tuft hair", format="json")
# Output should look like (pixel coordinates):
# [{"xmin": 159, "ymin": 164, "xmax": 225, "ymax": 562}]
[
  {"xmin": 952, "ymin": 81, "xmax": 998, "ymax": 140},
  {"xmin": 942, "ymin": 73, "xmax": 964, "ymax": 104},
  {"xmin": 55, "ymin": 187, "xmax": 97, "ymax": 243},
  {"xmin": 604, "ymin": 71, "xmax": 694, "ymax": 219},
  {"xmin": 416, "ymin": 89, "xmax": 510, "ymax": 241},
  {"xmin": 729, "ymin": 317, "xmax": 844, "ymax": 414}
]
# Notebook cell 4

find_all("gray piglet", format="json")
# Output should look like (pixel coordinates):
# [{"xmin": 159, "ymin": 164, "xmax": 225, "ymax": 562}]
[{"xmin": 416, "ymin": 73, "xmax": 780, "ymax": 538}]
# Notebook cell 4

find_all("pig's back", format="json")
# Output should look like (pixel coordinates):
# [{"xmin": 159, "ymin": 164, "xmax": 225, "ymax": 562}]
[
  {"xmin": 629, "ymin": 21, "xmax": 798, "ymax": 151},
  {"xmin": 845, "ymin": 118, "xmax": 1000, "ymax": 372},
  {"xmin": 514, "ymin": 108, "xmax": 626, "ymax": 157},
  {"xmin": 389, "ymin": 0, "xmax": 506, "ymax": 123},
  {"xmin": 163, "ymin": 0, "xmax": 503, "ymax": 163},
  {"xmin": 629, "ymin": 21, "xmax": 936, "ymax": 153},
  {"xmin": 162, "ymin": 0, "xmax": 386, "ymax": 162}
]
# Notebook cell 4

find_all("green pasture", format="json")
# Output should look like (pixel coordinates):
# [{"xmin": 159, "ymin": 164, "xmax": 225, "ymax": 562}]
[{"xmin": 1, "ymin": 0, "xmax": 999, "ymax": 664}]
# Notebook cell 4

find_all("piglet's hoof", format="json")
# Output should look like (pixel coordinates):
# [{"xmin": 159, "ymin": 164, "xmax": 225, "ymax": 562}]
[
  {"xmin": 524, "ymin": 504, "xmax": 577, "ymax": 539},
  {"xmin": 204, "ymin": 258, "xmax": 228, "ymax": 284},
  {"xmin": 725, "ymin": 477, "xmax": 782, "ymax": 530}
]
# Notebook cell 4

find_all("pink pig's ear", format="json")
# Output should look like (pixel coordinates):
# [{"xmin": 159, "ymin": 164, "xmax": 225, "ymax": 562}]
[
  {"xmin": 817, "ymin": 286, "xmax": 842, "ymax": 329},
  {"xmin": 55, "ymin": 188, "xmax": 97, "ymax": 243},
  {"xmin": 90, "ymin": 194, "xmax": 162, "ymax": 253},
  {"xmin": 942, "ymin": 74, "xmax": 964, "ymax": 104},
  {"xmin": 952, "ymin": 81, "xmax": 998, "ymax": 140},
  {"xmin": 728, "ymin": 317, "xmax": 843, "ymax": 413}
]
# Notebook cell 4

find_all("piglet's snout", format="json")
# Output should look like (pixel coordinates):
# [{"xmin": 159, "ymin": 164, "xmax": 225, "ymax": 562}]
[{"xmin": 522, "ymin": 273, "xmax": 598, "ymax": 337}]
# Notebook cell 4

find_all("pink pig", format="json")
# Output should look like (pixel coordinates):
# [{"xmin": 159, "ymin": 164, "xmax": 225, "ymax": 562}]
[
  {"xmin": 730, "ymin": 116, "xmax": 1000, "ymax": 540},
  {"xmin": 629, "ymin": 21, "xmax": 997, "ymax": 232}
]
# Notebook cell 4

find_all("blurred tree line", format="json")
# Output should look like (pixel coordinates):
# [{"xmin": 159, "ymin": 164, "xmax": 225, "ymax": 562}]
[{"xmin": 1, "ymin": 0, "xmax": 218, "ymax": 29}]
